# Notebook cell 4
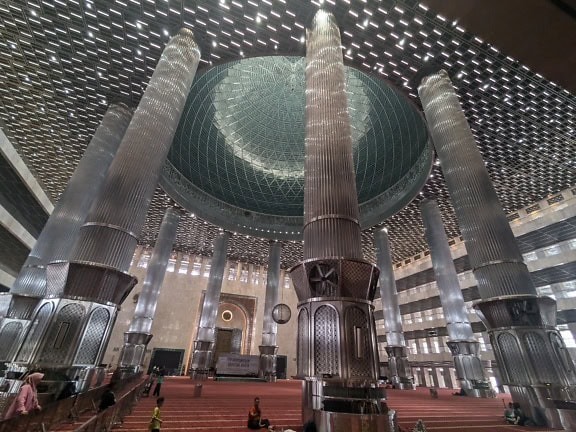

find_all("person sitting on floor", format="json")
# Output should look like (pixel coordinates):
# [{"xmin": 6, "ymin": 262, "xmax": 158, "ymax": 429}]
[
  {"xmin": 98, "ymin": 384, "xmax": 116, "ymax": 412},
  {"xmin": 512, "ymin": 402, "xmax": 535, "ymax": 426},
  {"xmin": 247, "ymin": 397, "xmax": 271, "ymax": 430},
  {"xmin": 504, "ymin": 402, "xmax": 516, "ymax": 424}
]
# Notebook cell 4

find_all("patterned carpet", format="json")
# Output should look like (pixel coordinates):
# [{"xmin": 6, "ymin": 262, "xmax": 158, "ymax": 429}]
[{"xmin": 91, "ymin": 378, "xmax": 564, "ymax": 432}]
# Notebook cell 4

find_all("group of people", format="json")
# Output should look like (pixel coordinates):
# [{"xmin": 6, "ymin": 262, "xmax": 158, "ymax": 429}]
[{"xmin": 504, "ymin": 402, "xmax": 535, "ymax": 426}]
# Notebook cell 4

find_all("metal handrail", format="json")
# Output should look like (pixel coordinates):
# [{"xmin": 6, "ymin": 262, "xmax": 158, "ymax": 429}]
[
  {"xmin": 71, "ymin": 379, "xmax": 148, "ymax": 432},
  {"xmin": 0, "ymin": 374, "xmax": 144, "ymax": 432}
]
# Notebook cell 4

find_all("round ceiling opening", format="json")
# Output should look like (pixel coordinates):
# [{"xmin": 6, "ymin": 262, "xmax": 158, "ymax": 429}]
[{"xmin": 162, "ymin": 56, "xmax": 432, "ymax": 240}]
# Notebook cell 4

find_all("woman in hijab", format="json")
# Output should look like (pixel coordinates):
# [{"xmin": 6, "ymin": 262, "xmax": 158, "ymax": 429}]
[{"xmin": 3, "ymin": 372, "xmax": 44, "ymax": 419}]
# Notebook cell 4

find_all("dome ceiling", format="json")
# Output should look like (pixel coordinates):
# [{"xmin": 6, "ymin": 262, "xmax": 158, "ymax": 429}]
[{"xmin": 162, "ymin": 55, "xmax": 432, "ymax": 239}]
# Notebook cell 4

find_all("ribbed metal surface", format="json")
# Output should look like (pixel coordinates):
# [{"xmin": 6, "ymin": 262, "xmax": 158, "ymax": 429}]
[
  {"xmin": 261, "ymin": 241, "xmax": 281, "ymax": 347},
  {"xmin": 72, "ymin": 28, "xmax": 200, "ymax": 272},
  {"xmin": 0, "ymin": 321, "xmax": 23, "ymax": 360},
  {"xmin": 303, "ymin": 10, "xmax": 362, "ymax": 261},
  {"xmin": 374, "ymin": 228, "xmax": 405, "ymax": 347},
  {"xmin": 10, "ymin": 104, "xmax": 132, "ymax": 298},
  {"xmin": 297, "ymin": 308, "xmax": 309, "ymax": 376},
  {"xmin": 128, "ymin": 207, "xmax": 180, "ymax": 334},
  {"xmin": 523, "ymin": 332, "xmax": 560, "ymax": 384},
  {"xmin": 497, "ymin": 332, "xmax": 525, "ymax": 384},
  {"xmin": 420, "ymin": 199, "xmax": 474, "ymax": 340},
  {"xmin": 418, "ymin": 70, "xmax": 537, "ymax": 299},
  {"xmin": 197, "ymin": 231, "xmax": 230, "ymax": 342}
]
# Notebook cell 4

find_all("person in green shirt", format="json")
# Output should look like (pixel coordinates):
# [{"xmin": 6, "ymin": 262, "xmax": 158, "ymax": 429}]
[{"xmin": 149, "ymin": 397, "xmax": 164, "ymax": 432}]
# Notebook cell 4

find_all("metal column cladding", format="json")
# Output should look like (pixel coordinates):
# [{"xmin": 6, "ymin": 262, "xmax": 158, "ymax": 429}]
[
  {"xmin": 127, "ymin": 208, "xmax": 180, "ymax": 333},
  {"xmin": 374, "ymin": 228, "xmax": 405, "ymax": 347},
  {"xmin": 0, "ymin": 103, "xmax": 131, "ymax": 363},
  {"xmin": 71, "ymin": 28, "xmax": 201, "ymax": 273},
  {"xmin": 303, "ymin": 10, "xmax": 362, "ymax": 261},
  {"xmin": 259, "ymin": 241, "xmax": 282, "ymax": 381},
  {"xmin": 417, "ymin": 70, "xmax": 535, "ymax": 300},
  {"xmin": 10, "ymin": 103, "xmax": 132, "ymax": 299},
  {"xmin": 262, "ymin": 241, "xmax": 281, "ymax": 347},
  {"xmin": 190, "ymin": 231, "xmax": 230, "ymax": 375},
  {"xmin": 289, "ymin": 10, "xmax": 391, "ymax": 430},
  {"xmin": 420, "ymin": 199, "xmax": 473, "ymax": 341},
  {"xmin": 417, "ymin": 70, "xmax": 576, "ymax": 428}
]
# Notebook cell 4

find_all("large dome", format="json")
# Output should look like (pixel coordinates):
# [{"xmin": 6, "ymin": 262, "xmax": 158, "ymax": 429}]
[{"xmin": 161, "ymin": 56, "xmax": 432, "ymax": 240}]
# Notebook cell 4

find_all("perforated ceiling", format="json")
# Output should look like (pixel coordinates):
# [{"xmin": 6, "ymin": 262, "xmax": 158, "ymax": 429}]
[{"xmin": 0, "ymin": 0, "xmax": 574, "ymax": 268}]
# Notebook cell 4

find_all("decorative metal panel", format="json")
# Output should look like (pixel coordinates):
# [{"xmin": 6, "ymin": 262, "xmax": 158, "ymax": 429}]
[
  {"xmin": 231, "ymin": 328, "xmax": 243, "ymax": 354},
  {"xmin": 497, "ymin": 332, "xmax": 525, "ymax": 384},
  {"xmin": 314, "ymin": 305, "xmax": 339, "ymax": 375},
  {"xmin": 298, "ymin": 308, "xmax": 309, "ymax": 376},
  {"xmin": 16, "ymin": 302, "xmax": 54, "ymax": 362},
  {"xmin": 39, "ymin": 303, "xmax": 85, "ymax": 364},
  {"xmin": 550, "ymin": 332, "xmax": 575, "ymax": 374},
  {"xmin": 0, "ymin": 321, "xmax": 23, "ymax": 361},
  {"xmin": 345, "ymin": 306, "xmax": 371, "ymax": 378},
  {"xmin": 523, "ymin": 331, "xmax": 560, "ymax": 384},
  {"xmin": 75, "ymin": 307, "xmax": 110, "ymax": 365}
]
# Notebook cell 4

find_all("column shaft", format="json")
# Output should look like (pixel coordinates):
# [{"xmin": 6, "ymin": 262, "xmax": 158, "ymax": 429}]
[
  {"xmin": 0, "ymin": 103, "xmax": 132, "ymax": 363},
  {"xmin": 418, "ymin": 69, "xmax": 576, "ymax": 428},
  {"xmin": 121, "ymin": 207, "xmax": 180, "ymax": 370},
  {"xmin": 259, "ymin": 242, "xmax": 281, "ymax": 381},
  {"xmin": 374, "ymin": 228, "xmax": 413, "ymax": 390},
  {"xmin": 190, "ymin": 231, "xmax": 230, "ymax": 377}
]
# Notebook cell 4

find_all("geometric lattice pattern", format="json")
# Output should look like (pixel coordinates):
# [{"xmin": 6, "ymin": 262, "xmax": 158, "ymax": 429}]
[
  {"xmin": 314, "ymin": 305, "xmax": 340, "ymax": 375},
  {"xmin": 345, "ymin": 306, "xmax": 372, "ymax": 378},
  {"xmin": 0, "ymin": 1, "xmax": 574, "ymax": 268},
  {"xmin": 75, "ymin": 307, "xmax": 110, "ymax": 365}
]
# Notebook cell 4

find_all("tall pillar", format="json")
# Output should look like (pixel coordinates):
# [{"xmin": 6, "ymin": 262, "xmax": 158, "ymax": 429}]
[
  {"xmin": 0, "ymin": 103, "xmax": 132, "ymax": 364},
  {"xmin": 374, "ymin": 228, "xmax": 413, "ymax": 390},
  {"xmin": 190, "ymin": 231, "xmax": 230, "ymax": 378},
  {"xmin": 288, "ymin": 10, "xmax": 393, "ymax": 431},
  {"xmin": 120, "ymin": 207, "xmax": 180, "ymax": 372},
  {"xmin": 259, "ymin": 241, "xmax": 282, "ymax": 381},
  {"xmin": 420, "ymin": 198, "xmax": 490, "ymax": 396},
  {"xmin": 11, "ymin": 29, "xmax": 201, "ymax": 381},
  {"xmin": 417, "ymin": 69, "xmax": 576, "ymax": 428}
]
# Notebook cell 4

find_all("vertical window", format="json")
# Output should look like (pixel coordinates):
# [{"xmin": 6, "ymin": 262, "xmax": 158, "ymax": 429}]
[
  {"xmin": 251, "ymin": 267, "xmax": 260, "ymax": 285},
  {"xmin": 179, "ymin": 254, "xmax": 190, "ymax": 274},
  {"xmin": 137, "ymin": 250, "xmax": 151, "ymax": 268},
  {"xmin": 166, "ymin": 254, "xmax": 177, "ymax": 272},
  {"xmin": 192, "ymin": 256, "xmax": 202, "ymax": 276},
  {"xmin": 284, "ymin": 275, "xmax": 291, "ymax": 289},
  {"xmin": 228, "ymin": 262, "xmax": 237, "ymax": 281},
  {"xmin": 240, "ymin": 264, "xmax": 249, "ymax": 283},
  {"xmin": 203, "ymin": 260, "xmax": 211, "ymax": 278}
]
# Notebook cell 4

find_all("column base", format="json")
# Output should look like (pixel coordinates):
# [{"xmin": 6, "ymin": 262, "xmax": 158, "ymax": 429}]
[
  {"xmin": 447, "ymin": 340, "xmax": 493, "ymax": 397},
  {"xmin": 385, "ymin": 346, "xmax": 414, "ymax": 390},
  {"xmin": 258, "ymin": 345, "xmax": 278, "ymax": 382},
  {"xmin": 189, "ymin": 340, "xmax": 214, "ymax": 378},
  {"xmin": 475, "ymin": 295, "xmax": 576, "ymax": 428}
]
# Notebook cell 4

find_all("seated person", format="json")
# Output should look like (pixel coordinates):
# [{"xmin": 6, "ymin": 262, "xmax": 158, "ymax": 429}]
[
  {"xmin": 504, "ymin": 402, "xmax": 516, "ymax": 424},
  {"xmin": 247, "ymin": 397, "xmax": 270, "ymax": 430},
  {"xmin": 98, "ymin": 384, "xmax": 116, "ymax": 412},
  {"xmin": 513, "ymin": 402, "xmax": 535, "ymax": 426}
]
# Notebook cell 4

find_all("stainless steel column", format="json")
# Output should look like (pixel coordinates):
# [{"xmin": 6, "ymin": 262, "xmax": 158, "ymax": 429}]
[
  {"xmin": 190, "ymin": 231, "xmax": 230, "ymax": 378},
  {"xmin": 259, "ymin": 241, "xmax": 281, "ymax": 381},
  {"xmin": 420, "ymin": 198, "xmax": 489, "ymax": 396},
  {"xmin": 120, "ymin": 207, "xmax": 180, "ymax": 372},
  {"xmin": 288, "ymin": 10, "xmax": 393, "ymax": 431},
  {"xmin": 0, "ymin": 103, "xmax": 132, "ymax": 363},
  {"xmin": 374, "ymin": 228, "xmax": 413, "ymax": 390},
  {"xmin": 417, "ymin": 69, "xmax": 576, "ymax": 428},
  {"xmin": 13, "ymin": 29, "xmax": 201, "ymax": 378}
]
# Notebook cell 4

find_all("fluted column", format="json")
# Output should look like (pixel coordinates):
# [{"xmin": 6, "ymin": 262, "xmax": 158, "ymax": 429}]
[
  {"xmin": 120, "ymin": 207, "xmax": 180, "ymax": 371},
  {"xmin": 374, "ymin": 228, "xmax": 413, "ymax": 390},
  {"xmin": 420, "ymin": 198, "xmax": 489, "ymax": 396},
  {"xmin": 190, "ymin": 231, "xmax": 230, "ymax": 378},
  {"xmin": 417, "ymin": 69, "xmax": 576, "ymax": 428},
  {"xmin": 259, "ymin": 241, "xmax": 282, "ymax": 381},
  {"xmin": 288, "ymin": 10, "xmax": 391, "ymax": 430},
  {"xmin": 12, "ymin": 28, "xmax": 201, "ymax": 375},
  {"xmin": 0, "ymin": 103, "xmax": 132, "ymax": 363}
]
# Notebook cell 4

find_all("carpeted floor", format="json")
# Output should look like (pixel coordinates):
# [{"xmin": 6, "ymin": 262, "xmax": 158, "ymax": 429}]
[{"xmin": 86, "ymin": 377, "xmax": 565, "ymax": 432}]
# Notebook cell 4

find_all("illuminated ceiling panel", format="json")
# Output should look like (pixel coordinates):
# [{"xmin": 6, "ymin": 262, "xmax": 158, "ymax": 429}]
[{"xmin": 0, "ymin": 0, "xmax": 574, "ymax": 268}]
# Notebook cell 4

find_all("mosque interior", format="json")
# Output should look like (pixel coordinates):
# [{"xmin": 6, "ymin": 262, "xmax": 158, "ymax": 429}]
[{"xmin": 0, "ymin": 0, "xmax": 576, "ymax": 429}]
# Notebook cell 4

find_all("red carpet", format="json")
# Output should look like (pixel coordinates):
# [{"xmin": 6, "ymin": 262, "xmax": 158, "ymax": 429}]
[{"xmin": 70, "ymin": 378, "xmax": 565, "ymax": 432}]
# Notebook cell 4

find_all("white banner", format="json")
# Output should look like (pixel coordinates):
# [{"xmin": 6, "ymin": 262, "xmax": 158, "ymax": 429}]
[{"xmin": 215, "ymin": 354, "xmax": 260, "ymax": 376}]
